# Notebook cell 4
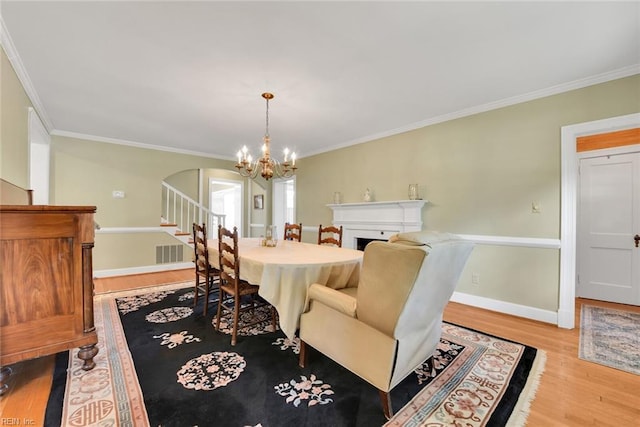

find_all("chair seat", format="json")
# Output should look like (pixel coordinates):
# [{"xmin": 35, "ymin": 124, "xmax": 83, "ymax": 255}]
[
  {"xmin": 220, "ymin": 279, "xmax": 259, "ymax": 297},
  {"xmin": 197, "ymin": 268, "xmax": 219, "ymax": 281},
  {"xmin": 339, "ymin": 287, "xmax": 358, "ymax": 298}
]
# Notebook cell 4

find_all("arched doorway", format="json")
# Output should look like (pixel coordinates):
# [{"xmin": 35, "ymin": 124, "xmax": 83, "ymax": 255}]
[{"xmin": 162, "ymin": 168, "xmax": 246, "ymax": 238}]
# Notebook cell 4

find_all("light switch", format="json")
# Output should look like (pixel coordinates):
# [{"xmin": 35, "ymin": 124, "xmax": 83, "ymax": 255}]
[
  {"xmin": 531, "ymin": 202, "xmax": 541, "ymax": 213},
  {"xmin": 112, "ymin": 190, "xmax": 125, "ymax": 199}
]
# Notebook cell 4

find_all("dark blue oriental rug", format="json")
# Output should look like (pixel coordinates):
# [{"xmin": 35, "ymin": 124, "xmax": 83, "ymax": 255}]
[{"xmin": 45, "ymin": 283, "xmax": 545, "ymax": 427}]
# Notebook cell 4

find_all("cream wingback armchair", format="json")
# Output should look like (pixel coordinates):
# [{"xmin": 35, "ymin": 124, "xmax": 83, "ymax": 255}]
[{"xmin": 298, "ymin": 231, "xmax": 474, "ymax": 419}]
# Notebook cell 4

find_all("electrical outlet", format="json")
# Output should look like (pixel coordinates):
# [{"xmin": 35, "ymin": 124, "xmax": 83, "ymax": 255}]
[
  {"xmin": 112, "ymin": 190, "xmax": 125, "ymax": 199},
  {"xmin": 471, "ymin": 273, "xmax": 480, "ymax": 285}
]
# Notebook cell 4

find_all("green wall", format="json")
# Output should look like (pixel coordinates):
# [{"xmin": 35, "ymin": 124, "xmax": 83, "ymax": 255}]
[
  {"xmin": 94, "ymin": 232, "xmax": 190, "ymax": 270},
  {"xmin": 295, "ymin": 75, "xmax": 640, "ymax": 312},
  {"xmin": 50, "ymin": 134, "xmax": 237, "ymax": 270},
  {"xmin": 165, "ymin": 169, "xmax": 199, "ymax": 201},
  {"xmin": 50, "ymin": 135, "xmax": 235, "ymax": 226},
  {"xmin": 298, "ymin": 76, "xmax": 640, "ymax": 235}
]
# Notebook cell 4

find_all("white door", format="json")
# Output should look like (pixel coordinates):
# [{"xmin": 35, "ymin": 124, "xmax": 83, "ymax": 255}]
[{"xmin": 577, "ymin": 152, "xmax": 640, "ymax": 305}]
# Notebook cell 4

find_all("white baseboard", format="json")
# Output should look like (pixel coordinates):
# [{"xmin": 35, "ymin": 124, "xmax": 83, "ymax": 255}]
[
  {"xmin": 94, "ymin": 262, "xmax": 193, "ymax": 278},
  {"xmin": 450, "ymin": 291, "xmax": 558, "ymax": 325}
]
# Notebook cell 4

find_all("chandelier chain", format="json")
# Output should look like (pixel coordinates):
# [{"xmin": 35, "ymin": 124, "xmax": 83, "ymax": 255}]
[{"xmin": 265, "ymin": 96, "xmax": 269, "ymax": 138}]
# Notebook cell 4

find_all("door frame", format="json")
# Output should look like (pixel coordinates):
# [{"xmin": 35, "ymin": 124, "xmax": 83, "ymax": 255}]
[
  {"xmin": 560, "ymin": 112, "xmax": 640, "ymax": 328},
  {"xmin": 28, "ymin": 108, "xmax": 51, "ymax": 204}
]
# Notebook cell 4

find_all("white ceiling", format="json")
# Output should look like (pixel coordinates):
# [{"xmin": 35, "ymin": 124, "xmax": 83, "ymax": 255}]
[{"xmin": 1, "ymin": 1, "xmax": 639, "ymax": 160}]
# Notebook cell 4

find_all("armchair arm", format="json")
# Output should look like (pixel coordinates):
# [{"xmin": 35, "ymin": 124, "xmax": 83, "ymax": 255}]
[{"xmin": 306, "ymin": 283, "xmax": 357, "ymax": 318}]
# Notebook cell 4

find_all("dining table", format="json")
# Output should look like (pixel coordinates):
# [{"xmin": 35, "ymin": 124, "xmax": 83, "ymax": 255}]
[{"xmin": 207, "ymin": 238, "xmax": 363, "ymax": 339}]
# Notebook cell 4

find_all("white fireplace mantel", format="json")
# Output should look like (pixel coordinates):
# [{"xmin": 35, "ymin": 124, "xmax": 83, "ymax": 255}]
[{"xmin": 328, "ymin": 200, "xmax": 427, "ymax": 249}]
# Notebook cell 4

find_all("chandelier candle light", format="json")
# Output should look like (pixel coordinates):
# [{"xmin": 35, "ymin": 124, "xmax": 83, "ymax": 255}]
[{"xmin": 236, "ymin": 92, "xmax": 297, "ymax": 180}]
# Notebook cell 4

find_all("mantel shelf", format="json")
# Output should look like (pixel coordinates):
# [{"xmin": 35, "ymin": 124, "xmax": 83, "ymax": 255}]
[{"xmin": 327, "ymin": 199, "xmax": 427, "ymax": 208}]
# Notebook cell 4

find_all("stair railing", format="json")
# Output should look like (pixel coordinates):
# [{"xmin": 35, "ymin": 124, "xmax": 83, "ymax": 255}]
[{"xmin": 162, "ymin": 182, "xmax": 225, "ymax": 238}]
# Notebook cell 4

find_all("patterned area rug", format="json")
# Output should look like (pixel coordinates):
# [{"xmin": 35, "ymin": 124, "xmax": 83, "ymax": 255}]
[
  {"xmin": 579, "ymin": 304, "xmax": 640, "ymax": 375},
  {"xmin": 45, "ymin": 282, "xmax": 546, "ymax": 426}
]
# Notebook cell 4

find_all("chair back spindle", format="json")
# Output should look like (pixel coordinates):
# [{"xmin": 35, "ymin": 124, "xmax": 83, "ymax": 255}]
[
  {"xmin": 318, "ymin": 225, "xmax": 343, "ymax": 247},
  {"xmin": 283, "ymin": 222, "xmax": 303, "ymax": 242}
]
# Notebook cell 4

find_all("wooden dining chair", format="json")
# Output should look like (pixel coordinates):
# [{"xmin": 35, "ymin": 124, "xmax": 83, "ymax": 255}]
[
  {"xmin": 284, "ymin": 222, "xmax": 303, "ymax": 242},
  {"xmin": 192, "ymin": 223, "xmax": 219, "ymax": 316},
  {"xmin": 215, "ymin": 225, "xmax": 277, "ymax": 345},
  {"xmin": 318, "ymin": 224, "xmax": 343, "ymax": 247}
]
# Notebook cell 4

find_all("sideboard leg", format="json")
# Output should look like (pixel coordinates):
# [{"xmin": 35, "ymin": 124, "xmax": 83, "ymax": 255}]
[
  {"xmin": 0, "ymin": 366, "xmax": 13, "ymax": 395},
  {"xmin": 77, "ymin": 344, "xmax": 99, "ymax": 371}
]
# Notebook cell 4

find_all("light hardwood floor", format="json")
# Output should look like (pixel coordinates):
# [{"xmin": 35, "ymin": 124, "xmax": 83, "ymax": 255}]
[{"xmin": 1, "ymin": 269, "xmax": 638, "ymax": 426}]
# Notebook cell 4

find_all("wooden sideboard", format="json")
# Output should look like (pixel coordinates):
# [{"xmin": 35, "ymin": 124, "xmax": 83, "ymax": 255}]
[{"xmin": 0, "ymin": 205, "xmax": 98, "ymax": 394}]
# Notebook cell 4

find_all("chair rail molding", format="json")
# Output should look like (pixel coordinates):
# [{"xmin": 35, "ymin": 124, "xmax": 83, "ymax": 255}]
[{"xmin": 328, "ymin": 200, "xmax": 426, "ymax": 249}]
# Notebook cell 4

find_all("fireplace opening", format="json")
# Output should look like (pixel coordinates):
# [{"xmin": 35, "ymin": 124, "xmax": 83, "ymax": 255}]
[{"xmin": 356, "ymin": 237, "xmax": 387, "ymax": 251}]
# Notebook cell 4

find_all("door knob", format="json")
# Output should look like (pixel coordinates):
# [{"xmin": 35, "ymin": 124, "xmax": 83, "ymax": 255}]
[{"xmin": 635, "ymin": 234, "xmax": 640, "ymax": 248}]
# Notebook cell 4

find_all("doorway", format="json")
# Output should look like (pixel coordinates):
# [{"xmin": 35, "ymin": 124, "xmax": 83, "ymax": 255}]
[
  {"xmin": 210, "ymin": 179, "xmax": 243, "ymax": 236},
  {"xmin": 272, "ymin": 177, "xmax": 296, "ymax": 238},
  {"xmin": 560, "ymin": 113, "xmax": 640, "ymax": 328}
]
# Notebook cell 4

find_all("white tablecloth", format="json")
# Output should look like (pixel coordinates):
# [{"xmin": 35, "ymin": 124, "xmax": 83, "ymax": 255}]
[{"xmin": 208, "ymin": 238, "xmax": 363, "ymax": 339}]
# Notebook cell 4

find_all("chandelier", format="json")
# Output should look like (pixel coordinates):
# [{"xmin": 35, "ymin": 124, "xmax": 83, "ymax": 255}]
[{"xmin": 235, "ymin": 92, "xmax": 297, "ymax": 180}]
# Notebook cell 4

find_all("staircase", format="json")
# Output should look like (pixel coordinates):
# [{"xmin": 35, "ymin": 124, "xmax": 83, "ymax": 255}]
[{"xmin": 161, "ymin": 182, "xmax": 226, "ymax": 244}]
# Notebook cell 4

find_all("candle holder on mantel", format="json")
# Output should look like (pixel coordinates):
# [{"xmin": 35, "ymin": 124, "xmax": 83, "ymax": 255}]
[
  {"xmin": 333, "ymin": 192, "xmax": 342, "ymax": 204},
  {"xmin": 408, "ymin": 184, "xmax": 419, "ymax": 200}
]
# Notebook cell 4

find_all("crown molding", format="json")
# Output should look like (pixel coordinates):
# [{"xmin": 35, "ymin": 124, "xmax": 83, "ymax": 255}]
[
  {"xmin": 51, "ymin": 129, "xmax": 234, "ymax": 161},
  {"xmin": 0, "ymin": 15, "xmax": 54, "ymax": 132},
  {"xmin": 304, "ymin": 65, "xmax": 640, "ymax": 158}
]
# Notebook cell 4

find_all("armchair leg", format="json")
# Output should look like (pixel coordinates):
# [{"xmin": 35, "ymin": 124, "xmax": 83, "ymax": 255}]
[
  {"xmin": 379, "ymin": 389, "xmax": 393, "ymax": 420},
  {"xmin": 298, "ymin": 340, "xmax": 307, "ymax": 368}
]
